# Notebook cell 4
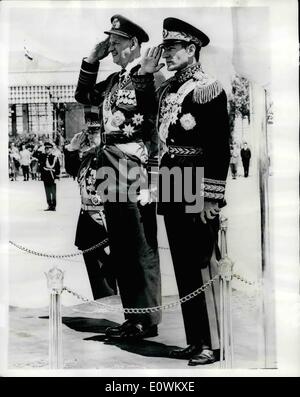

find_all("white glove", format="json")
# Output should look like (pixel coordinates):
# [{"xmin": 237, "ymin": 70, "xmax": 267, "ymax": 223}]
[{"xmin": 137, "ymin": 189, "xmax": 152, "ymax": 206}]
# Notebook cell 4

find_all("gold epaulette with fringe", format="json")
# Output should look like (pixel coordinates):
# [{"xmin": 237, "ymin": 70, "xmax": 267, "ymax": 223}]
[{"xmin": 192, "ymin": 70, "xmax": 223, "ymax": 104}]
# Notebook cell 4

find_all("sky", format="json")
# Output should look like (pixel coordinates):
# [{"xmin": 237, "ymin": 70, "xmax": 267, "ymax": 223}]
[
  {"xmin": 4, "ymin": 3, "xmax": 237, "ymax": 92},
  {"xmin": 6, "ymin": 5, "xmax": 234, "ymax": 64},
  {"xmin": 3, "ymin": 1, "xmax": 276, "ymax": 91}
]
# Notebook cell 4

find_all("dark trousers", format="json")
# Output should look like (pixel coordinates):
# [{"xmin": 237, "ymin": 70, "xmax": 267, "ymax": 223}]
[
  {"xmin": 230, "ymin": 163, "xmax": 237, "ymax": 178},
  {"xmin": 164, "ymin": 213, "xmax": 219, "ymax": 347},
  {"xmin": 83, "ymin": 249, "xmax": 117, "ymax": 299},
  {"xmin": 22, "ymin": 165, "xmax": 30, "ymax": 181},
  {"xmin": 75, "ymin": 210, "xmax": 117, "ymax": 300},
  {"xmin": 104, "ymin": 201, "xmax": 161, "ymax": 326},
  {"xmin": 43, "ymin": 182, "xmax": 56, "ymax": 209},
  {"xmin": 242, "ymin": 160, "xmax": 250, "ymax": 177}
]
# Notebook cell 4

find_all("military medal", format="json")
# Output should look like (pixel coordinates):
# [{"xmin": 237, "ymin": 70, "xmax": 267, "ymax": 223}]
[{"xmin": 91, "ymin": 194, "xmax": 102, "ymax": 205}]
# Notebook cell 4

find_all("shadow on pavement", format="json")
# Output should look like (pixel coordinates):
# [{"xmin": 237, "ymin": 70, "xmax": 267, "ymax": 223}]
[
  {"xmin": 39, "ymin": 316, "xmax": 119, "ymax": 334},
  {"xmin": 84, "ymin": 334, "xmax": 181, "ymax": 359},
  {"xmin": 40, "ymin": 315, "xmax": 180, "ymax": 359},
  {"xmin": 39, "ymin": 315, "xmax": 221, "ymax": 361}
]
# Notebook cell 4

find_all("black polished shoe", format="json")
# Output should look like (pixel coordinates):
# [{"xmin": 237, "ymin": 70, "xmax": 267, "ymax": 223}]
[
  {"xmin": 44, "ymin": 207, "xmax": 52, "ymax": 211},
  {"xmin": 169, "ymin": 344, "xmax": 202, "ymax": 360},
  {"xmin": 105, "ymin": 320, "xmax": 133, "ymax": 338},
  {"xmin": 188, "ymin": 349, "xmax": 216, "ymax": 366},
  {"xmin": 120, "ymin": 323, "xmax": 158, "ymax": 340}
]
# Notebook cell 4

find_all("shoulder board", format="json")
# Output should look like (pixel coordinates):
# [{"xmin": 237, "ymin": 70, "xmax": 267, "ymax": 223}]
[{"xmin": 192, "ymin": 70, "xmax": 223, "ymax": 104}]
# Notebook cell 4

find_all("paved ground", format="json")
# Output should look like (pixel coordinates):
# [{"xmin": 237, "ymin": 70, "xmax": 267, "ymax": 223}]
[
  {"xmin": 8, "ymin": 290, "xmax": 260, "ymax": 370},
  {"xmin": 5, "ymin": 168, "xmax": 265, "ymax": 371}
]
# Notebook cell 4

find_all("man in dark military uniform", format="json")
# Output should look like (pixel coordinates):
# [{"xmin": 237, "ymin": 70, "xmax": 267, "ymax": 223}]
[
  {"xmin": 75, "ymin": 15, "xmax": 163, "ymax": 339},
  {"xmin": 39, "ymin": 141, "xmax": 60, "ymax": 211},
  {"xmin": 65, "ymin": 111, "xmax": 117, "ymax": 299},
  {"xmin": 240, "ymin": 142, "xmax": 251, "ymax": 177},
  {"xmin": 141, "ymin": 17, "xmax": 230, "ymax": 365}
]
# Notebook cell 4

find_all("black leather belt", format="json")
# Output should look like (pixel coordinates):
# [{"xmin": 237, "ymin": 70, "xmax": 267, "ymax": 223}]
[
  {"xmin": 101, "ymin": 132, "xmax": 141, "ymax": 145},
  {"xmin": 81, "ymin": 204, "xmax": 103, "ymax": 211},
  {"xmin": 168, "ymin": 145, "xmax": 203, "ymax": 157}
]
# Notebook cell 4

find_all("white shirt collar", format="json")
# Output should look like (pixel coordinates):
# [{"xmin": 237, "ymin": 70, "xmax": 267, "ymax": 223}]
[{"xmin": 122, "ymin": 56, "xmax": 141, "ymax": 78}]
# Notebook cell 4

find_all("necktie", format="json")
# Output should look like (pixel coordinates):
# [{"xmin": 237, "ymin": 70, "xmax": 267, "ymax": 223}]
[{"xmin": 119, "ymin": 68, "xmax": 126, "ymax": 87}]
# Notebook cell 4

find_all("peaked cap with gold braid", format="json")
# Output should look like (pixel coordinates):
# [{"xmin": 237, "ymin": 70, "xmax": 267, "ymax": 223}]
[
  {"xmin": 161, "ymin": 17, "xmax": 209, "ymax": 47},
  {"xmin": 161, "ymin": 18, "xmax": 222, "ymax": 104}
]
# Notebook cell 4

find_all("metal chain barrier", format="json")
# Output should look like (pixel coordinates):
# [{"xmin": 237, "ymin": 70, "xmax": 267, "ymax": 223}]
[
  {"xmin": 63, "ymin": 275, "xmax": 219, "ymax": 314},
  {"xmin": 10, "ymin": 240, "xmax": 257, "ymax": 288},
  {"xmin": 9, "ymin": 240, "xmax": 170, "ymax": 259},
  {"xmin": 13, "ymin": 213, "xmax": 258, "ymax": 370},
  {"xmin": 10, "ymin": 240, "xmax": 257, "ymax": 291},
  {"xmin": 40, "ymin": 215, "xmax": 259, "ymax": 370},
  {"xmin": 233, "ymin": 273, "xmax": 257, "ymax": 286},
  {"xmin": 9, "ymin": 239, "xmax": 109, "ymax": 258}
]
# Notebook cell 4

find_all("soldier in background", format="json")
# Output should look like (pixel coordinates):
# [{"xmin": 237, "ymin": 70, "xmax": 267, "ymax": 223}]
[
  {"xmin": 65, "ymin": 112, "xmax": 117, "ymax": 299},
  {"xmin": 39, "ymin": 141, "xmax": 60, "ymax": 211}
]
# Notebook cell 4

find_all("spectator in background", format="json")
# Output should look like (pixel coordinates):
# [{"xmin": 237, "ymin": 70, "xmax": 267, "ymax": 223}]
[
  {"xmin": 63, "ymin": 133, "xmax": 86, "ymax": 180},
  {"xmin": 29, "ymin": 149, "xmax": 39, "ymax": 181},
  {"xmin": 30, "ymin": 141, "xmax": 40, "ymax": 175},
  {"xmin": 55, "ymin": 130, "xmax": 65, "ymax": 150},
  {"xmin": 19, "ymin": 144, "xmax": 31, "ymax": 181},
  {"xmin": 52, "ymin": 144, "xmax": 63, "ymax": 168},
  {"xmin": 8, "ymin": 142, "xmax": 20, "ymax": 181},
  {"xmin": 32, "ymin": 140, "xmax": 45, "ymax": 181},
  {"xmin": 240, "ymin": 142, "xmax": 251, "ymax": 177},
  {"xmin": 229, "ymin": 144, "xmax": 239, "ymax": 179},
  {"xmin": 37, "ymin": 139, "xmax": 45, "ymax": 151}
]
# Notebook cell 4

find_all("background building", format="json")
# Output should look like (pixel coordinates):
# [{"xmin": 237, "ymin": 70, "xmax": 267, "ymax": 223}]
[{"xmin": 8, "ymin": 51, "xmax": 115, "ymax": 142}]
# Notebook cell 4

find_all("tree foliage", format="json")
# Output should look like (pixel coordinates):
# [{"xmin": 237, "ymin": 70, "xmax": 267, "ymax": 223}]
[{"xmin": 228, "ymin": 74, "xmax": 250, "ymax": 136}]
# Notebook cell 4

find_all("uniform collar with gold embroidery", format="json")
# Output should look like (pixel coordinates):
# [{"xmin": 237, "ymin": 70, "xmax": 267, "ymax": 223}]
[{"xmin": 175, "ymin": 62, "xmax": 203, "ymax": 84}]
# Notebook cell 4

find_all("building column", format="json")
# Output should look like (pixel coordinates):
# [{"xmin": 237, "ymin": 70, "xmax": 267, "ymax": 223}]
[
  {"xmin": 10, "ymin": 104, "xmax": 17, "ymax": 136},
  {"xmin": 22, "ymin": 104, "xmax": 29, "ymax": 134}
]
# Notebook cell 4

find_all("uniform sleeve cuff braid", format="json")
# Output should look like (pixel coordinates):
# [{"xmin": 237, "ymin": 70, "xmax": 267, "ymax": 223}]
[
  {"xmin": 81, "ymin": 58, "xmax": 100, "ymax": 73},
  {"xmin": 203, "ymin": 177, "xmax": 226, "ymax": 200}
]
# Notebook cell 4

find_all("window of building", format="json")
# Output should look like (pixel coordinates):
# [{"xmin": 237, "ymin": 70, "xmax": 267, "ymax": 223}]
[
  {"xmin": 16, "ymin": 104, "xmax": 24, "ymax": 134},
  {"xmin": 28, "ymin": 103, "xmax": 50, "ymax": 133}
]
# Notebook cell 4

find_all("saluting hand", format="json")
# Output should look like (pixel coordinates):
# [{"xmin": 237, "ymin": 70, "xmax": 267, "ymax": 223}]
[
  {"xmin": 86, "ymin": 37, "xmax": 110, "ymax": 63},
  {"xmin": 67, "ymin": 131, "xmax": 89, "ymax": 151},
  {"xmin": 139, "ymin": 46, "xmax": 164, "ymax": 75}
]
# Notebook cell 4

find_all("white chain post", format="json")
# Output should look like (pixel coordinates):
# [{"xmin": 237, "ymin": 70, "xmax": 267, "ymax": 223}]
[
  {"xmin": 45, "ymin": 267, "xmax": 64, "ymax": 369},
  {"xmin": 218, "ymin": 217, "xmax": 234, "ymax": 368}
]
